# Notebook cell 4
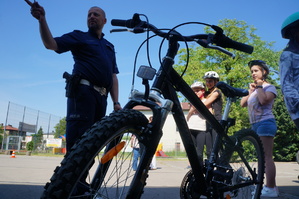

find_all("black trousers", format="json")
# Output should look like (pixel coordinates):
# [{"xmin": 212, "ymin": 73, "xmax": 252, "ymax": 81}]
[
  {"xmin": 66, "ymin": 84, "xmax": 107, "ymax": 152},
  {"xmin": 190, "ymin": 129, "xmax": 216, "ymax": 164}
]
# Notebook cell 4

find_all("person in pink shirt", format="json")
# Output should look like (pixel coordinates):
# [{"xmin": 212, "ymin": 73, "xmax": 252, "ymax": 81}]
[{"xmin": 240, "ymin": 60, "xmax": 278, "ymax": 198}]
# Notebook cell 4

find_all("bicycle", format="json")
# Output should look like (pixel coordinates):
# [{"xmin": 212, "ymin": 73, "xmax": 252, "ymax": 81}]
[{"xmin": 41, "ymin": 13, "xmax": 265, "ymax": 199}]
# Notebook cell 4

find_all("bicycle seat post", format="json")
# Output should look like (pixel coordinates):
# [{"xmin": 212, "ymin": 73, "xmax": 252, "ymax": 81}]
[{"xmin": 221, "ymin": 97, "xmax": 235, "ymax": 122}]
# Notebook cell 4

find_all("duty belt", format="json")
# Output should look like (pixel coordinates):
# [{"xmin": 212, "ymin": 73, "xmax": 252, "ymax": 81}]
[{"xmin": 80, "ymin": 79, "xmax": 107, "ymax": 96}]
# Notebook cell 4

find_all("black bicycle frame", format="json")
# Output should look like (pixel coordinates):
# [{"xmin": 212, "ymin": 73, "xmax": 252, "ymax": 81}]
[
  {"xmin": 153, "ymin": 36, "xmax": 227, "ymax": 193},
  {"xmin": 123, "ymin": 36, "xmax": 227, "ymax": 195}
]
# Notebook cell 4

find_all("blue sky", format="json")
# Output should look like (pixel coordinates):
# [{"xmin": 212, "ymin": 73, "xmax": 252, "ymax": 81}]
[{"xmin": 0, "ymin": 0, "xmax": 297, "ymax": 125}]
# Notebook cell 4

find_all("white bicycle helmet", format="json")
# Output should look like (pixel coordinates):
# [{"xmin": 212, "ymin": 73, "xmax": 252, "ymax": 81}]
[
  {"xmin": 191, "ymin": 81, "xmax": 205, "ymax": 89},
  {"xmin": 203, "ymin": 71, "xmax": 220, "ymax": 80},
  {"xmin": 281, "ymin": 12, "xmax": 299, "ymax": 39}
]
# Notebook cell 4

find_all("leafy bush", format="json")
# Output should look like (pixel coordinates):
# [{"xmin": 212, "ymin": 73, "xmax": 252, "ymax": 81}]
[{"xmin": 26, "ymin": 141, "xmax": 34, "ymax": 151}]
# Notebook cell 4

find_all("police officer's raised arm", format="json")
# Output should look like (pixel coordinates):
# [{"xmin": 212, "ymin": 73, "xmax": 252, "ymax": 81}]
[{"xmin": 25, "ymin": 0, "xmax": 58, "ymax": 51}]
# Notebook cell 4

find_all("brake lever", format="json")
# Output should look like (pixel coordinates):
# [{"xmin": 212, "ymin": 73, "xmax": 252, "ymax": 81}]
[
  {"xmin": 195, "ymin": 39, "xmax": 208, "ymax": 48},
  {"xmin": 195, "ymin": 33, "xmax": 235, "ymax": 58},
  {"xmin": 110, "ymin": 27, "xmax": 147, "ymax": 34},
  {"xmin": 206, "ymin": 44, "xmax": 235, "ymax": 58},
  {"xmin": 195, "ymin": 33, "xmax": 214, "ymax": 48},
  {"xmin": 110, "ymin": 29, "xmax": 132, "ymax": 33}
]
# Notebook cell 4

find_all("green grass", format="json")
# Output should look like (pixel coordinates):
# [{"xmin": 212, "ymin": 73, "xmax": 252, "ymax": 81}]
[
  {"xmin": 1, "ymin": 150, "xmax": 187, "ymax": 159},
  {"xmin": 163, "ymin": 151, "xmax": 187, "ymax": 158}
]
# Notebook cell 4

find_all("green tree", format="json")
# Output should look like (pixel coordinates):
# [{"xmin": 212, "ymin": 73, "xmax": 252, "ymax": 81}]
[
  {"xmin": 175, "ymin": 19, "xmax": 280, "ymax": 89},
  {"xmin": 54, "ymin": 117, "xmax": 66, "ymax": 138},
  {"xmin": 175, "ymin": 18, "xmax": 298, "ymax": 161},
  {"xmin": 26, "ymin": 141, "xmax": 34, "ymax": 151},
  {"xmin": 273, "ymin": 90, "xmax": 299, "ymax": 161},
  {"xmin": 32, "ymin": 126, "xmax": 44, "ymax": 150}
]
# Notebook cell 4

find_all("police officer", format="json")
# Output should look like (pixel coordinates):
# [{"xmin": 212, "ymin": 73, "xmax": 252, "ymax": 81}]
[{"xmin": 28, "ymin": 1, "xmax": 122, "ymax": 152}]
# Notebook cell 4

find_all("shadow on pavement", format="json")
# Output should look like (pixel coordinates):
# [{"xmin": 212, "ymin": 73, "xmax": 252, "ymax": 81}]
[
  {"xmin": 0, "ymin": 184, "xmax": 44, "ymax": 199},
  {"xmin": 1, "ymin": 184, "xmax": 299, "ymax": 199}
]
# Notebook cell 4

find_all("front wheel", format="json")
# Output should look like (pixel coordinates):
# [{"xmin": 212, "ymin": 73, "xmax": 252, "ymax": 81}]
[
  {"xmin": 41, "ymin": 109, "xmax": 150, "ymax": 199},
  {"xmin": 218, "ymin": 129, "xmax": 265, "ymax": 199}
]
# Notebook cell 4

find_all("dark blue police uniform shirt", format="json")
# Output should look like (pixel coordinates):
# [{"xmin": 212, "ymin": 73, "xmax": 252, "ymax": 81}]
[{"xmin": 54, "ymin": 29, "xmax": 119, "ymax": 90}]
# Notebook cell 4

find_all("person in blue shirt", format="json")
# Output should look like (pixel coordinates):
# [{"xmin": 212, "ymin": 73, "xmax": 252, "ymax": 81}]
[
  {"xmin": 280, "ymin": 12, "xmax": 299, "ymax": 131},
  {"xmin": 28, "ymin": 1, "xmax": 122, "ymax": 153}
]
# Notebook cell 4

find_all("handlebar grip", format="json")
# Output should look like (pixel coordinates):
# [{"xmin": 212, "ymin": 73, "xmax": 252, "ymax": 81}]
[
  {"xmin": 111, "ymin": 14, "xmax": 142, "ymax": 28},
  {"xmin": 214, "ymin": 33, "xmax": 254, "ymax": 54},
  {"xmin": 111, "ymin": 19, "xmax": 130, "ymax": 27},
  {"xmin": 111, "ymin": 19, "xmax": 140, "ymax": 28},
  {"xmin": 225, "ymin": 38, "xmax": 254, "ymax": 54}
]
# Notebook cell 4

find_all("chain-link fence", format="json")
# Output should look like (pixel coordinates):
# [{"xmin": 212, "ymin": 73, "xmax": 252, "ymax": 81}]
[{"xmin": 1, "ymin": 101, "xmax": 62, "ymax": 151}]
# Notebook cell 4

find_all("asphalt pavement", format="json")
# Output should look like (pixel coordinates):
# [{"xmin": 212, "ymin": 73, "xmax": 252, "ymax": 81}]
[{"xmin": 0, "ymin": 154, "xmax": 298, "ymax": 199}]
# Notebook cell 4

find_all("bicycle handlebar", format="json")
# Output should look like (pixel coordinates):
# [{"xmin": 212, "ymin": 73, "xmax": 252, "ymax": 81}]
[
  {"xmin": 211, "ymin": 25, "xmax": 253, "ymax": 54},
  {"xmin": 111, "ymin": 13, "xmax": 142, "ymax": 28},
  {"xmin": 111, "ymin": 13, "xmax": 253, "ymax": 55}
]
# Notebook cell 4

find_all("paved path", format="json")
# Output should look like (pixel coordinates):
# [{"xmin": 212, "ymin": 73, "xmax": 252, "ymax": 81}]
[{"xmin": 0, "ymin": 154, "xmax": 298, "ymax": 199}]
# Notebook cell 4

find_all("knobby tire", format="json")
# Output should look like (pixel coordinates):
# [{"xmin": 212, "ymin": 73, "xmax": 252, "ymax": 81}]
[
  {"xmin": 41, "ymin": 109, "xmax": 149, "ymax": 199},
  {"xmin": 180, "ymin": 129, "xmax": 264, "ymax": 199}
]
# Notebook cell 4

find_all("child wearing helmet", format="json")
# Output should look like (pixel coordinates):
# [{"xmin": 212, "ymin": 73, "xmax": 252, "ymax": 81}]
[
  {"xmin": 240, "ymin": 60, "xmax": 278, "ymax": 197},
  {"xmin": 280, "ymin": 12, "xmax": 299, "ymax": 131},
  {"xmin": 203, "ymin": 71, "xmax": 222, "ymax": 121},
  {"xmin": 202, "ymin": 71, "xmax": 223, "ymax": 159},
  {"xmin": 186, "ymin": 81, "xmax": 209, "ymax": 166}
]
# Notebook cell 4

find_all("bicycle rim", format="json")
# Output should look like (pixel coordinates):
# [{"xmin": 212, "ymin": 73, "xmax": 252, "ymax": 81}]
[
  {"xmin": 218, "ymin": 129, "xmax": 264, "ymax": 199},
  {"xmin": 41, "ymin": 109, "xmax": 149, "ymax": 199}
]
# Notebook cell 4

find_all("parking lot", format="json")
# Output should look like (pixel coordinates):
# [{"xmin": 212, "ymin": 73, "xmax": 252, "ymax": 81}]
[{"xmin": 0, "ymin": 154, "xmax": 299, "ymax": 199}]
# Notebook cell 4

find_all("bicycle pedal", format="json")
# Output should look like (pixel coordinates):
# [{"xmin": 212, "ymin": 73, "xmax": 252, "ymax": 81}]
[
  {"xmin": 216, "ymin": 164, "xmax": 233, "ymax": 171},
  {"xmin": 213, "ymin": 169, "xmax": 233, "ymax": 178}
]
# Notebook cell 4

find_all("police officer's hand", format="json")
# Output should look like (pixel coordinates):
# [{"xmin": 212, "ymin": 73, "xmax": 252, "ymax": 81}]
[
  {"xmin": 113, "ymin": 103, "xmax": 122, "ymax": 112},
  {"xmin": 25, "ymin": 0, "xmax": 45, "ymax": 21}
]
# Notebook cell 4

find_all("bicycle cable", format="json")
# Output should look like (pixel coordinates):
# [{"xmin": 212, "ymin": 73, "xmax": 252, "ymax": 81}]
[
  {"xmin": 156, "ymin": 22, "xmax": 214, "ymax": 91},
  {"xmin": 131, "ymin": 34, "xmax": 157, "ymax": 92},
  {"xmin": 160, "ymin": 22, "xmax": 213, "ymax": 77},
  {"xmin": 129, "ymin": 16, "xmax": 217, "ymax": 93}
]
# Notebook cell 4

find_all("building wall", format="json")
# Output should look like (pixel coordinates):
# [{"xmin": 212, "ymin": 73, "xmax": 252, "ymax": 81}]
[
  {"xmin": 42, "ymin": 134, "xmax": 55, "ymax": 140},
  {"xmin": 159, "ymin": 112, "xmax": 186, "ymax": 152},
  {"xmin": 135, "ymin": 103, "xmax": 189, "ymax": 152}
]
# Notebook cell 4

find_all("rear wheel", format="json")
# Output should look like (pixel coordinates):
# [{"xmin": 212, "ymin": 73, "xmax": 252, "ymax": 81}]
[
  {"xmin": 180, "ymin": 129, "xmax": 264, "ymax": 199},
  {"xmin": 218, "ymin": 129, "xmax": 264, "ymax": 199},
  {"xmin": 41, "ymin": 109, "xmax": 150, "ymax": 199}
]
